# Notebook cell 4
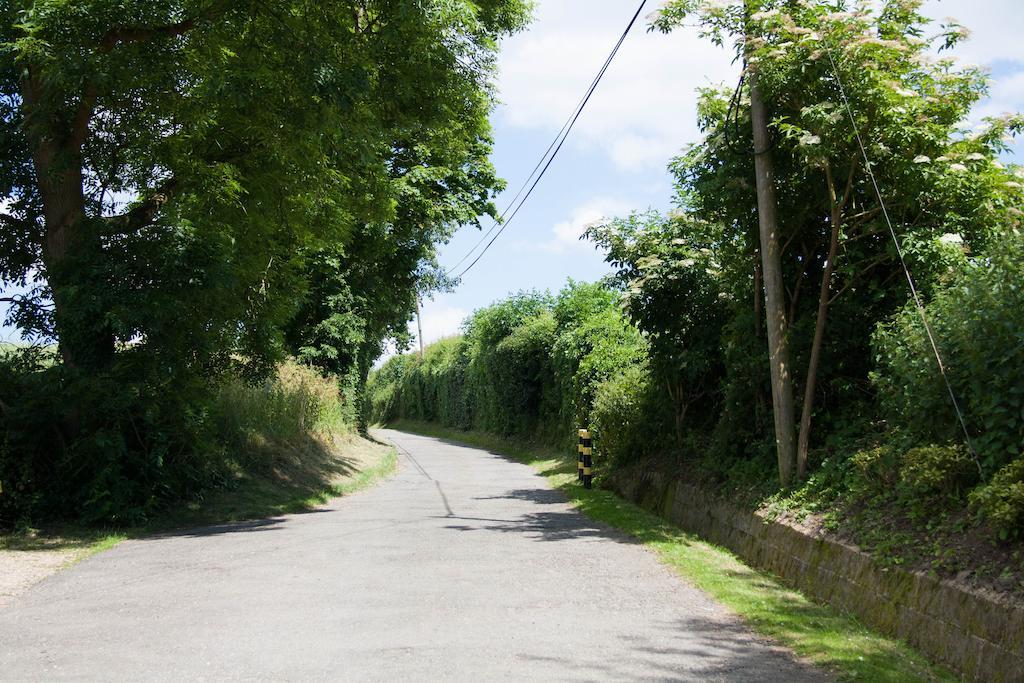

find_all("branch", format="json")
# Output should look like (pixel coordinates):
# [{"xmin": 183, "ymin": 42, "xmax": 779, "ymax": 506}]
[
  {"xmin": 828, "ymin": 253, "xmax": 890, "ymax": 304},
  {"xmin": 70, "ymin": 81, "xmax": 98, "ymax": 148},
  {"xmin": 839, "ymin": 157, "xmax": 859, "ymax": 214},
  {"xmin": 103, "ymin": 177, "xmax": 179, "ymax": 235},
  {"xmin": 0, "ymin": 212, "xmax": 29, "ymax": 229},
  {"xmin": 98, "ymin": 2, "xmax": 232, "ymax": 52}
]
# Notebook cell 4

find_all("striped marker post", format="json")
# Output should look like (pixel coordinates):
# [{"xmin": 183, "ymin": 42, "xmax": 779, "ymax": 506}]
[{"xmin": 578, "ymin": 428, "xmax": 593, "ymax": 489}]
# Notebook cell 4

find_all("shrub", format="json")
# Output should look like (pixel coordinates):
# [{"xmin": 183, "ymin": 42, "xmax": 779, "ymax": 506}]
[
  {"xmin": 370, "ymin": 282, "xmax": 652, "ymax": 447},
  {"xmin": 969, "ymin": 457, "xmax": 1024, "ymax": 541},
  {"xmin": 591, "ymin": 364, "xmax": 659, "ymax": 468},
  {"xmin": 488, "ymin": 314, "xmax": 559, "ymax": 435},
  {"xmin": 463, "ymin": 291, "xmax": 555, "ymax": 435},
  {"xmin": 0, "ymin": 349, "xmax": 217, "ymax": 526},
  {"xmin": 899, "ymin": 444, "xmax": 978, "ymax": 497},
  {"xmin": 873, "ymin": 235, "xmax": 1024, "ymax": 477},
  {"xmin": 0, "ymin": 352, "xmax": 351, "ymax": 528},
  {"xmin": 850, "ymin": 446, "xmax": 900, "ymax": 491}
]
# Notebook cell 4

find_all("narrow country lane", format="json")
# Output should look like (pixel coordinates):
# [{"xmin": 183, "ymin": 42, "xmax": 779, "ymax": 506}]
[{"xmin": 0, "ymin": 430, "xmax": 829, "ymax": 682}]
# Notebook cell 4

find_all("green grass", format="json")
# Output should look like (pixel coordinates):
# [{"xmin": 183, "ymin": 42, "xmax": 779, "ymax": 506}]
[
  {"xmin": 150, "ymin": 434, "xmax": 397, "ymax": 532},
  {"xmin": 1, "ymin": 434, "xmax": 397, "ymax": 564},
  {"xmin": 388, "ymin": 419, "xmax": 957, "ymax": 683}
]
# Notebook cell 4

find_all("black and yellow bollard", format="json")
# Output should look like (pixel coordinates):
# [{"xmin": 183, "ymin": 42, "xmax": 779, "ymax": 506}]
[{"xmin": 578, "ymin": 428, "xmax": 593, "ymax": 489}]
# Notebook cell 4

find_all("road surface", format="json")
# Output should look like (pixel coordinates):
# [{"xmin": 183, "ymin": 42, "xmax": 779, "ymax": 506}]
[{"xmin": 0, "ymin": 429, "xmax": 828, "ymax": 682}]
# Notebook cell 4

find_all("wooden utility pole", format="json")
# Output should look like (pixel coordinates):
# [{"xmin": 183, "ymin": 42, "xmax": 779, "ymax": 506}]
[
  {"xmin": 746, "ymin": 22, "xmax": 797, "ymax": 487},
  {"xmin": 415, "ymin": 297, "xmax": 424, "ymax": 359}
]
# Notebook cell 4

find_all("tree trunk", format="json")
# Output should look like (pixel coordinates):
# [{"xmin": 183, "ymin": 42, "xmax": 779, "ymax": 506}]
[
  {"xmin": 22, "ymin": 69, "xmax": 114, "ymax": 371},
  {"xmin": 753, "ymin": 251, "xmax": 767, "ymax": 429},
  {"xmin": 797, "ymin": 196, "xmax": 843, "ymax": 479},
  {"xmin": 748, "ymin": 66, "xmax": 797, "ymax": 488}
]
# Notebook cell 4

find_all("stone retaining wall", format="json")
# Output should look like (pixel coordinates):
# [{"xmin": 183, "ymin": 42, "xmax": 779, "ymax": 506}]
[{"xmin": 608, "ymin": 469, "xmax": 1024, "ymax": 683}]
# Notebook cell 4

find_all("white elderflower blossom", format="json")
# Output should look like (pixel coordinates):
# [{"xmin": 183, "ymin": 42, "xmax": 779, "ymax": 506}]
[{"xmin": 913, "ymin": 155, "xmax": 931, "ymax": 164}]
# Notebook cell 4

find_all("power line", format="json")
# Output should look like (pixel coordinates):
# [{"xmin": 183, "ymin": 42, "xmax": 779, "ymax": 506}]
[
  {"xmin": 822, "ymin": 43, "xmax": 980, "ymax": 472},
  {"xmin": 446, "ymin": 0, "xmax": 648, "ymax": 279}
]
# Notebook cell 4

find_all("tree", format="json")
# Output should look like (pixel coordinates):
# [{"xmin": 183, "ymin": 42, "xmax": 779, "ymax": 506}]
[
  {"xmin": 587, "ymin": 212, "xmax": 728, "ymax": 447},
  {"xmin": 0, "ymin": 0, "xmax": 531, "ymax": 522},
  {"xmin": 653, "ymin": 0, "xmax": 1023, "ymax": 480},
  {"xmin": 1, "ymin": 0, "xmax": 530, "ymax": 374}
]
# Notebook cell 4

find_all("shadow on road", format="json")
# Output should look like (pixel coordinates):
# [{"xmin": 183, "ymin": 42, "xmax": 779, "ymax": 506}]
[
  {"xmin": 518, "ymin": 614, "xmax": 826, "ymax": 682},
  {"xmin": 475, "ymin": 488, "xmax": 567, "ymax": 505}
]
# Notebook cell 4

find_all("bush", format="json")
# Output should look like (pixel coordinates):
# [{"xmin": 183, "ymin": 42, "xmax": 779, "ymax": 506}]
[
  {"xmin": 370, "ymin": 282, "xmax": 652, "ymax": 447},
  {"xmin": 969, "ymin": 457, "xmax": 1024, "ymax": 541},
  {"xmin": 0, "ymin": 352, "xmax": 352, "ymax": 528},
  {"xmin": 591, "ymin": 364, "xmax": 659, "ymax": 468},
  {"xmin": 463, "ymin": 291, "xmax": 555, "ymax": 435},
  {"xmin": 899, "ymin": 444, "xmax": 978, "ymax": 497},
  {"xmin": 549, "ymin": 282, "xmax": 648, "ymax": 431},
  {"xmin": 0, "ymin": 352, "xmax": 216, "ymax": 526},
  {"xmin": 488, "ymin": 314, "xmax": 559, "ymax": 435},
  {"xmin": 873, "ymin": 235, "xmax": 1024, "ymax": 477},
  {"xmin": 850, "ymin": 446, "xmax": 900, "ymax": 491}
]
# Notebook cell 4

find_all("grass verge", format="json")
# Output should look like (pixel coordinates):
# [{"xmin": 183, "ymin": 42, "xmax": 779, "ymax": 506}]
[
  {"xmin": 0, "ymin": 433, "xmax": 397, "ymax": 598},
  {"xmin": 388, "ymin": 419, "xmax": 956, "ymax": 683}
]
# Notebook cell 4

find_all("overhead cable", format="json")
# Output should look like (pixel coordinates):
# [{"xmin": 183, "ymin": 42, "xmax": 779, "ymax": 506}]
[
  {"xmin": 446, "ymin": 0, "xmax": 649, "ymax": 279},
  {"xmin": 822, "ymin": 42, "xmax": 980, "ymax": 471}
]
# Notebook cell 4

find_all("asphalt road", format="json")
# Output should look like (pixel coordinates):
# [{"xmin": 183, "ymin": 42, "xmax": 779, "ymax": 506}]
[{"xmin": 0, "ymin": 430, "xmax": 828, "ymax": 682}]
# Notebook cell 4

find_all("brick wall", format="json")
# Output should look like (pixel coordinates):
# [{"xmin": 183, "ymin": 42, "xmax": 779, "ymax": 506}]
[{"xmin": 609, "ymin": 469, "xmax": 1024, "ymax": 683}]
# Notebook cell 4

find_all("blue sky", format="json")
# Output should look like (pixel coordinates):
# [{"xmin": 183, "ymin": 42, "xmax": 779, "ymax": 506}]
[
  {"xmin": 410, "ymin": 0, "xmax": 1024, "ymax": 352},
  {"xmin": 3, "ymin": 0, "xmax": 1023, "ymax": 352}
]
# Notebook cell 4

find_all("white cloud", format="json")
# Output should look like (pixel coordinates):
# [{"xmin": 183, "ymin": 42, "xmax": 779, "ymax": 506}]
[
  {"xmin": 921, "ymin": 0, "xmax": 1024, "ymax": 67},
  {"xmin": 373, "ymin": 299, "xmax": 468, "ymax": 367},
  {"xmin": 415, "ymin": 299, "xmax": 468, "ymax": 347},
  {"xmin": 496, "ymin": 1, "xmax": 1024, "ymax": 172},
  {"xmin": 917, "ymin": 1, "xmax": 1024, "ymax": 130},
  {"xmin": 496, "ymin": 1, "xmax": 737, "ymax": 172},
  {"xmin": 533, "ymin": 198, "xmax": 634, "ymax": 254},
  {"xmin": 969, "ymin": 69, "xmax": 1024, "ymax": 125}
]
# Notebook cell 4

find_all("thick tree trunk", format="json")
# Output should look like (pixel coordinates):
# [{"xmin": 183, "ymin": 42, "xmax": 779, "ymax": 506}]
[
  {"xmin": 22, "ymin": 69, "xmax": 114, "ymax": 370},
  {"xmin": 749, "ymin": 67, "xmax": 797, "ymax": 488}
]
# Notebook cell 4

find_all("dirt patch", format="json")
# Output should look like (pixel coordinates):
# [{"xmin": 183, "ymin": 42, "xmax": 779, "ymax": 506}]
[{"xmin": 0, "ymin": 544, "xmax": 84, "ymax": 607}]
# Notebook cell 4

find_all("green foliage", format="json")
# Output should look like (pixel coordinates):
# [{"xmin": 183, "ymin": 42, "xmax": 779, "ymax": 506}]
[
  {"xmin": 0, "ymin": 354, "xmax": 353, "ymax": 527},
  {"xmin": 461, "ymin": 291, "xmax": 556, "ymax": 435},
  {"xmin": 0, "ymin": 0, "xmax": 531, "ymax": 524},
  {"xmin": 899, "ymin": 445, "xmax": 978, "ymax": 497},
  {"xmin": 969, "ymin": 458, "xmax": 1024, "ymax": 541},
  {"xmin": 371, "ymin": 281, "xmax": 650, "ymax": 454},
  {"xmin": 652, "ymin": 0, "xmax": 1024, "ymax": 483},
  {"xmin": 850, "ymin": 446, "xmax": 901, "ymax": 492},
  {"xmin": 587, "ymin": 212, "xmax": 727, "ymax": 441},
  {"xmin": 591, "ymin": 364, "xmax": 660, "ymax": 468},
  {"xmin": 550, "ymin": 282, "xmax": 649, "ymax": 430},
  {"xmin": 873, "ymin": 233, "xmax": 1024, "ymax": 476}
]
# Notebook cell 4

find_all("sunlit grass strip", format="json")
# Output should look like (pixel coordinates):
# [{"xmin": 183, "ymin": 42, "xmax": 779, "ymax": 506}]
[
  {"xmin": 388, "ymin": 420, "xmax": 956, "ymax": 683},
  {"xmin": 2, "ymin": 442, "xmax": 398, "ymax": 560}
]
